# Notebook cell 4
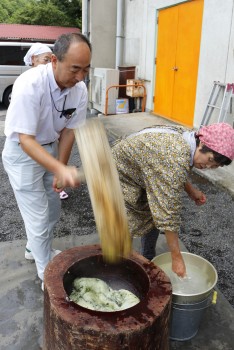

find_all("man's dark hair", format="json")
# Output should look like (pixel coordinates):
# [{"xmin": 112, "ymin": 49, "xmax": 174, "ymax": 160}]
[
  {"xmin": 53, "ymin": 33, "xmax": 91, "ymax": 61},
  {"xmin": 195, "ymin": 136, "xmax": 232, "ymax": 166}
]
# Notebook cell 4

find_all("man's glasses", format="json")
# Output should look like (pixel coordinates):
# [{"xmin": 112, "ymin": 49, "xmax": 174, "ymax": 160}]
[
  {"xmin": 60, "ymin": 108, "xmax": 76, "ymax": 120},
  {"xmin": 41, "ymin": 58, "xmax": 51, "ymax": 63}
]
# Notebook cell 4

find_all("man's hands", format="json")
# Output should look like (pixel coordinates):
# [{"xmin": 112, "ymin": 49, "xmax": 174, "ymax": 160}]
[
  {"xmin": 53, "ymin": 166, "xmax": 84, "ymax": 192},
  {"xmin": 18, "ymin": 133, "xmax": 84, "ymax": 193}
]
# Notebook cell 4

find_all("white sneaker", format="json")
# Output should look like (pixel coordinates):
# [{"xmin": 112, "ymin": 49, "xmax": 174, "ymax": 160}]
[
  {"xmin": 50, "ymin": 249, "xmax": 61, "ymax": 260},
  {"xmin": 25, "ymin": 248, "xmax": 61, "ymax": 261},
  {"xmin": 25, "ymin": 247, "xmax": 34, "ymax": 260},
  {"xmin": 41, "ymin": 282, "xmax": 44, "ymax": 292}
]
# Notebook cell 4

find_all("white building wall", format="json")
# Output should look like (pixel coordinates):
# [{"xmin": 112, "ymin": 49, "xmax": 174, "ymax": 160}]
[
  {"xmin": 195, "ymin": 0, "xmax": 234, "ymax": 128},
  {"xmin": 123, "ymin": 0, "xmax": 234, "ymax": 128},
  {"xmin": 123, "ymin": 0, "xmax": 187, "ymax": 116},
  {"xmin": 123, "ymin": 1, "xmax": 144, "ymax": 67},
  {"xmin": 87, "ymin": 0, "xmax": 117, "ymax": 110},
  {"xmin": 89, "ymin": 0, "xmax": 117, "ymax": 68}
]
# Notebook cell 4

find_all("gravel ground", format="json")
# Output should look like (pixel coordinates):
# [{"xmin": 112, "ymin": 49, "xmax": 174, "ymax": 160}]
[{"xmin": 0, "ymin": 133, "xmax": 233, "ymax": 307}]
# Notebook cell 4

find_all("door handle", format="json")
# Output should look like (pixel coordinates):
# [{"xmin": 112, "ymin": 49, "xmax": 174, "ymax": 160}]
[{"xmin": 172, "ymin": 66, "xmax": 178, "ymax": 71}]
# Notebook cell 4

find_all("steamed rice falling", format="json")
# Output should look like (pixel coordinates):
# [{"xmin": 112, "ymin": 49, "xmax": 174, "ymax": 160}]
[{"xmin": 74, "ymin": 119, "xmax": 132, "ymax": 262}]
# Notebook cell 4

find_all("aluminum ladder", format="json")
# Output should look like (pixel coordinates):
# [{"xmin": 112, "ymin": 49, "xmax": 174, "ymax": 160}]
[{"xmin": 200, "ymin": 81, "xmax": 234, "ymax": 127}]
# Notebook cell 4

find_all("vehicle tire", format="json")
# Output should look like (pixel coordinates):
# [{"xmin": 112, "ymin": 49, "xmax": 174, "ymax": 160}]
[{"xmin": 3, "ymin": 86, "xmax": 12, "ymax": 108}]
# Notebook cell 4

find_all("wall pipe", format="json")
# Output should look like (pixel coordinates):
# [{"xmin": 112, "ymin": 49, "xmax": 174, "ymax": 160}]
[
  {"xmin": 116, "ymin": 0, "xmax": 124, "ymax": 68},
  {"xmin": 82, "ymin": 0, "xmax": 90, "ymax": 89},
  {"xmin": 82, "ymin": 0, "xmax": 89, "ymax": 38}
]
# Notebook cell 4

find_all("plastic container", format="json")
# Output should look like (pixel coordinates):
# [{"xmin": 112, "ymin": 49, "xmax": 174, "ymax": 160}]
[{"xmin": 115, "ymin": 98, "xmax": 129, "ymax": 114}]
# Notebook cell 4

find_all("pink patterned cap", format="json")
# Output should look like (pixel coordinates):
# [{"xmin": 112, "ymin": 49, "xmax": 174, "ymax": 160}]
[{"xmin": 196, "ymin": 123, "xmax": 234, "ymax": 160}]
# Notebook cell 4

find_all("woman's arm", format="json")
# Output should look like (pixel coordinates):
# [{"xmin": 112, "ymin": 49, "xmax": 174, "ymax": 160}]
[
  {"xmin": 164, "ymin": 230, "xmax": 186, "ymax": 277},
  {"xmin": 185, "ymin": 181, "xmax": 206, "ymax": 205}
]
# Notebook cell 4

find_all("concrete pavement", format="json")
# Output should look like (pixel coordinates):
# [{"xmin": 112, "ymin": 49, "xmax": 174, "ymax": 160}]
[{"xmin": 1, "ymin": 233, "xmax": 234, "ymax": 350}]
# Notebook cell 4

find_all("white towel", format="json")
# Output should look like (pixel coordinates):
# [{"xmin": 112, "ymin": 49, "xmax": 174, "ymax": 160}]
[{"xmin": 23, "ymin": 42, "xmax": 52, "ymax": 66}]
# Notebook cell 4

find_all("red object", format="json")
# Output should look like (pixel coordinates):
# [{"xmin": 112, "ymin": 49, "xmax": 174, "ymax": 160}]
[
  {"xmin": 197, "ymin": 122, "xmax": 234, "ymax": 160},
  {"xmin": 0, "ymin": 23, "xmax": 80, "ymax": 43}
]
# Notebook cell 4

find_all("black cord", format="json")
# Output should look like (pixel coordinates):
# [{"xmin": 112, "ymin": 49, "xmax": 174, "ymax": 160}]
[{"xmin": 50, "ymin": 91, "xmax": 67, "ymax": 113}]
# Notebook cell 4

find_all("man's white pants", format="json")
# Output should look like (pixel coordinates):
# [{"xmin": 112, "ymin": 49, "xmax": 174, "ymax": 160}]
[{"xmin": 2, "ymin": 140, "xmax": 61, "ymax": 281}]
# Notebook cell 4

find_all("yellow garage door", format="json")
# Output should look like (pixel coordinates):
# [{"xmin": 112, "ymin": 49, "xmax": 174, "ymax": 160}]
[{"xmin": 153, "ymin": 0, "xmax": 204, "ymax": 127}]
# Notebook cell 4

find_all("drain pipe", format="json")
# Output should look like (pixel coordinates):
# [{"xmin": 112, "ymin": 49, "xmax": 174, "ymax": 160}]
[
  {"xmin": 82, "ymin": 0, "xmax": 90, "ymax": 90},
  {"xmin": 82, "ymin": 0, "xmax": 89, "ymax": 38},
  {"xmin": 116, "ymin": 0, "xmax": 124, "ymax": 68}
]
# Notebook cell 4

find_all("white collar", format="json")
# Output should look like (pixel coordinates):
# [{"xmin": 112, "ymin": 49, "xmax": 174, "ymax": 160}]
[
  {"xmin": 47, "ymin": 63, "xmax": 69, "ymax": 100},
  {"xmin": 182, "ymin": 131, "xmax": 196, "ymax": 166}
]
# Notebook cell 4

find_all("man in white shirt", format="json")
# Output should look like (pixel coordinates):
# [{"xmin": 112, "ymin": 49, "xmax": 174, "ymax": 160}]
[{"xmin": 2, "ymin": 33, "xmax": 92, "ymax": 290}]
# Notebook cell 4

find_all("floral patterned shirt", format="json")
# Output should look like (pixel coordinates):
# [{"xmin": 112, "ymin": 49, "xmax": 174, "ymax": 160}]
[{"xmin": 112, "ymin": 125, "xmax": 191, "ymax": 236}]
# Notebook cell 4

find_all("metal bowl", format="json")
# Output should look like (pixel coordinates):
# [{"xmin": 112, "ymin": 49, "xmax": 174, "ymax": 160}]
[
  {"xmin": 63, "ymin": 254, "xmax": 150, "ymax": 301},
  {"xmin": 59, "ymin": 246, "xmax": 172, "ymax": 315},
  {"xmin": 152, "ymin": 252, "xmax": 218, "ymax": 303}
]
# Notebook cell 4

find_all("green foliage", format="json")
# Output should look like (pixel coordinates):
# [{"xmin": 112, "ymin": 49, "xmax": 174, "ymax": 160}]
[
  {"xmin": 0, "ymin": 0, "xmax": 82, "ymax": 27},
  {"xmin": 50, "ymin": 0, "xmax": 82, "ymax": 27},
  {"xmin": 0, "ymin": 7, "xmax": 8, "ymax": 23},
  {"xmin": 0, "ymin": 0, "xmax": 28, "ymax": 22}
]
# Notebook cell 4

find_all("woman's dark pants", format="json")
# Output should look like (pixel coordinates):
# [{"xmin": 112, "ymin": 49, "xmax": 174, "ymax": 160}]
[{"xmin": 140, "ymin": 228, "xmax": 160, "ymax": 261}]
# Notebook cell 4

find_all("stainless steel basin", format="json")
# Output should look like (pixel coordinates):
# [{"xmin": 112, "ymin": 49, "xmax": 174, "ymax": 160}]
[{"xmin": 152, "ymin": 252, "xmax": 218, "ymax": 303}]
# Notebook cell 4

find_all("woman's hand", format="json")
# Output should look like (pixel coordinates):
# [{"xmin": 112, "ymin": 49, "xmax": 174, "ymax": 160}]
[
  {"xmin": 165, "ymin": 231, "xmax": 186, "ymax": 277},
  {"xmin": 171, "ymin": 252, "xmax": 186, "ymax": 277},
  {"xmin": 185, "ymin": 181, "xmax": 206, "ymax": 206}
]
